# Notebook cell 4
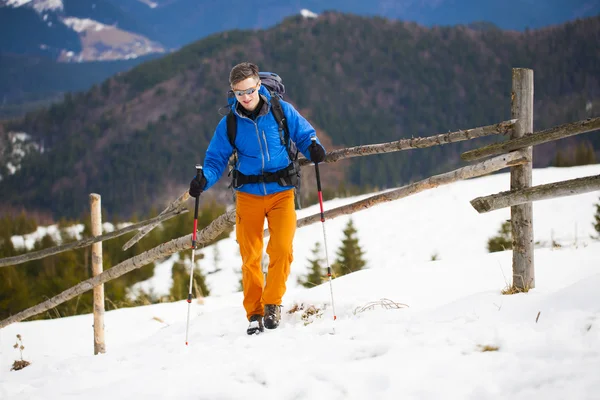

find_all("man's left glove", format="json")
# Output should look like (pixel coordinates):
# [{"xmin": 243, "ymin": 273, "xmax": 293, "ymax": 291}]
[
  {"xmin": 309, "ymin": 141, "xmax": 326, "ymax": 163},
  {"xmin": 188, "ymin": 170, "xmax": 207, "ymax": 198}
]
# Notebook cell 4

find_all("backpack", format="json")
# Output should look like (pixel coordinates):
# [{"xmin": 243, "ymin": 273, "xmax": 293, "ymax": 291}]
[{"xmin": 223, "ymin": 72, "xmax": 303, "ymax": 209}]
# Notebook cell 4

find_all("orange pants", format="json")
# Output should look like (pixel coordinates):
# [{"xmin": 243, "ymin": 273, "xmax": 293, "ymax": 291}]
[{"xmin": 236, "ymin": 189, "xmax": 296, "ymax": 320}]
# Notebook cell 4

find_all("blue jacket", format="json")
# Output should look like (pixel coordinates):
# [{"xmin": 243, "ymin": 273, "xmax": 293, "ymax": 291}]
[{"xmin": 202, "ymin": 85, "xmax": 324, "ymax": 196}]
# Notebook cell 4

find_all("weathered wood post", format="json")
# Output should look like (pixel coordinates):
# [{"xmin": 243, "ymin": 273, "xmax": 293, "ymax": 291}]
[
  {"xmin": 90, "ymin": 194, "xmax": 106, "ymax": 354},
  {"xmin": 510, "ymin": 68, "xmax": 535, "ymax": 290}
]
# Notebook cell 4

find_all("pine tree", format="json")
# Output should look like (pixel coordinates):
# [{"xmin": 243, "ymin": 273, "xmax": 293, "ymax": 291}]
[
  {"xmin": 594, "ymin": 197, "xmax": 600, "ymax": 238},
  {"xmin": 332, "ymin": 218, "xmax": 366, "ymax": 277},
  {"xmin": 298, "ymin": 241, "xmax": 325, "ymax": 288},
  {"xmin": 170, "ymin": 255, "xmax": 209, "ymax": 301},
  {"xmin": 487, "ymin": 221, "xmax": 512, "ymax": 252}
]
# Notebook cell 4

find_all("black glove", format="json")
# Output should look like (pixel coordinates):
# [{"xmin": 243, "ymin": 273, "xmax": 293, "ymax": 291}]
[
  {"xmin": 309, "ymin": 141, "xmax": 326, "ymax": 163},
  {"xmin": 188, "ymin": 171, "xmax": 207, "ymax": 198}
]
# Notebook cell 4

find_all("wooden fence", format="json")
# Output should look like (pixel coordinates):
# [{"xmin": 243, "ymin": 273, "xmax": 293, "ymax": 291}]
[{"xmin": 1, "ymin": 68, "xmax": 599, "ymax": 344}]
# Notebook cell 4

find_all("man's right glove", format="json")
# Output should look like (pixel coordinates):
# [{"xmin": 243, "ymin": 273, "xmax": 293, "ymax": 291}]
[
  {"xmin": 309, "ymin": 141, "xmax": 326, "ymax": 164},
  {"xmin": 188, "ymin": 170, "xmax": 207, "ymax": 198}
]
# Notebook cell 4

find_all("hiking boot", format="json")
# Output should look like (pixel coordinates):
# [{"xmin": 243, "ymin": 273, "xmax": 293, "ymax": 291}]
[
  {"xmin": 264, "ymin": 304, "xmax": 281, "ymax": 330},
  {"xmin": 247, "ymin": 315, "xmax": 264, "ymax": 335}
]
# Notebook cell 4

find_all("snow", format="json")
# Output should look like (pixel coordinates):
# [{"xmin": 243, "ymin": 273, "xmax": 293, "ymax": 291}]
[
  {"xmin": 61, "ymin": 17, "xmax": 107, "ymax": 33},
  {"xmin": 1, "ymin": 164, "xmax": 600, "ymax": 399},
  {"xmin": 134, "ymin": 0, "xmax": 158, "ymax": 8},
  {"xmin": 3, "ymin": 132, "xmax": 41, "ymax": 177},
  {"xmin": 300, "ymin": 8, "xmax": 319, "ymax": 19},
  {"xmin": 130, "ymin": 254, "xmax": 179, "ymax": 297},
  {"xmin": 5, "ymin": 0, "xmax": 63, "ymax": 12},
  {"xmin": 31, "ymin": 0, "xmax": 62, "ymax": 12},
  {"xmin": 4, "ymin": 0, "xmax": 33, "ymax": 7}
]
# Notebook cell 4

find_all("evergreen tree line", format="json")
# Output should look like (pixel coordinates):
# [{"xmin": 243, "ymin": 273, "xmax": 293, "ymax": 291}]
[
  {"xmin": 0, "ymin": 200, "xmax": 230, "ymax": 320},
  {"xmin": 298, "ymin": 218, "xmax": 366, "ymax": 287},
  {"xmin": 552, "ymin": 140, "xmax": 597, "ymax": 167}
]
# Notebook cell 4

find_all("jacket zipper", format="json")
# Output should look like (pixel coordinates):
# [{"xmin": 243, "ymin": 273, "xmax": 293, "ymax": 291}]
[
  {"xmin": 262, "ymin": 130, "xmax": 271, "ymax": 162},
  {"xmin": 253, "ymin": 121, "xmax": 267, "ymax": 194}
]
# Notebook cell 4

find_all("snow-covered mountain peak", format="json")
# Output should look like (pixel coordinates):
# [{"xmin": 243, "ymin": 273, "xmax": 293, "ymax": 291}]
[
  {"xmin": 300, "ymin": 9, "xmax": 318, "ymax": 19},
  {"xmin": 4, "ymin": 0, "xmax": 63, "ymax": 12},
  {"xmin": 62, "ymin": 17, "xmax": 108, "ymax": 33}
]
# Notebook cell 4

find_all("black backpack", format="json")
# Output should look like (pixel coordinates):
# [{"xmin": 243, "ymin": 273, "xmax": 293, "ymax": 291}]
[{"xmin": 223, "ymin": 72, "xmax": 303, "ymax": 209}]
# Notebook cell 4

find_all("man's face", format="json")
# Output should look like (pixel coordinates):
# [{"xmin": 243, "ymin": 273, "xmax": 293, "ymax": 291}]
[{"xmin": 232, "ymin": 77, "xmax": 261, "ymax": 112}]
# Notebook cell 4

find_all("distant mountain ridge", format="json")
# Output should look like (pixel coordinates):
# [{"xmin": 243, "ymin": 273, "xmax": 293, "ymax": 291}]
[{"xmin": 3, "ymin": 0, "xmax": 598, "ymax": 60}]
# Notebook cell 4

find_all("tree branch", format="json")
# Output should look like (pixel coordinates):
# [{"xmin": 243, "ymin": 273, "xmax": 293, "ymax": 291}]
[{"xmin": 122, "ymin": 190, "xmax": 190, "ymax": 250}]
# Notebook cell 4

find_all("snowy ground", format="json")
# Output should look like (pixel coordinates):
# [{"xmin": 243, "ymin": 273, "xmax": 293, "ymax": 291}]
[{"xmin": 1, "ymin": 164, "xmax": 599, "ymax": 399}]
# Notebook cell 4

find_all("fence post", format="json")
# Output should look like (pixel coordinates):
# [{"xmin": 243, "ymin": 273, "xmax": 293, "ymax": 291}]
[
  {"xmin": 510, "ymin": 68, "xmax": 535, "ymax": 290},
  {"xmin": 90, "ymin": 193, "xmax": 106, "ymax": 354}
]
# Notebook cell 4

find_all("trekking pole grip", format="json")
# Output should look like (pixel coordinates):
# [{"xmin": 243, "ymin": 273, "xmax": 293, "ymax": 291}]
[{"xmin": 311, "ymin": 137, "xmax": 323, "ymax": 193}]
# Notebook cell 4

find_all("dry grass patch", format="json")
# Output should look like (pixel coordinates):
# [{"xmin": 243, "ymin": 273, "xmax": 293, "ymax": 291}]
[
  {"xmin": 354, "ymin": 298, "xmax": 409, "ymax": 315},
  {"xmin": 287, "ymin": 303, "xmax": 324, "ymax": 325},
  {"xmin": 501, "ymin": 284, "xmax": 532, "ymax": 295},
  {"xmin": 477, "ymin": 344, "xmax": 500, "ymax": 352}
]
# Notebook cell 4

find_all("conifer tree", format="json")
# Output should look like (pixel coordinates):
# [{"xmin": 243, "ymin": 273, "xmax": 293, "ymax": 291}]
[
  {"xmin": 332, "ymin": 218, "xmax": 366, "ymax": 277},
  {"xmin": 594, "ymin": 197, "xmax": 600, "ymax": 238},
  {"xmin": 170, "ymin": 255, "xmax": 209, "ymax": 301},
  {"xmin": 487, "ymin": 221, "xmax": 513, "ymax": 252},
  {"xmin": 298, "ymin": 241, "xmax": 325, "ymax": 288}
]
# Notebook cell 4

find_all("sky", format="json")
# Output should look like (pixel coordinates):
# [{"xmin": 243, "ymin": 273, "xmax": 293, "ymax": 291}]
[{"xmin": 1, "ymin": 163, "xmax": 599, "ymax": 399}]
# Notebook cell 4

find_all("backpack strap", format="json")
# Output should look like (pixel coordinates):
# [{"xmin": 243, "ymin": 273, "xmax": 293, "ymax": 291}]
[
  {"xmin": 269, "ymin": 95, "xmax": 297, "ymax": 161},
  {"xmin": 226, "ymin": 110, "xmax": 238, "ymax": 167},
  {"xmin": 226, "ymin": 110, "xmax": 237, "ymax": 149}
]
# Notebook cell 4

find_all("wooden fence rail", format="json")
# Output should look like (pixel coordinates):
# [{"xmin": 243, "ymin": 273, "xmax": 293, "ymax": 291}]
[
  {"xmin": 0, "ymin": 208, "xmax": 188, "ymax": 268},
  {"xmin": 461, "ymin": 117, "xmax": 600, "ymax": 162},
  {"xmin": 470, "ymin": 174, "xmax": 600, "ymax": 213}
]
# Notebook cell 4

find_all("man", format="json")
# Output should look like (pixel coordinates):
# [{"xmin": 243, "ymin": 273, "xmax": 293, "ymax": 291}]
[{"xmin": 188, "ymin": 62, "xmax": 326, "ymax": 335}]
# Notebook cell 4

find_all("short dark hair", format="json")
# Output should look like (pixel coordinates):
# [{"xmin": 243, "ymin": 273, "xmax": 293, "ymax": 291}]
[{"xmin": 229, "ymin": 62, "xmax": 260, "ymax": 86}]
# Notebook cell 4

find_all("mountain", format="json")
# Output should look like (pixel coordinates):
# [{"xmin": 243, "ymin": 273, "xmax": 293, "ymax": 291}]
[
  {"xmin": 0, "ymin": 0, "xmax": 165, "ymax": 61},
  {"xmin": 106, "ymin": 0, "xmax": 600, "ymax": 48},
  {"xmin": 0, "ymin": 52, "xmax": 162, "ymax": 118},
  {"xmin": 0, "ymin": 13, "xmax": 598, "ymax": 219}
]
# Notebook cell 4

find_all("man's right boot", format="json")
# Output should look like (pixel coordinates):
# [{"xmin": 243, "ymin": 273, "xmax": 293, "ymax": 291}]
[
  {"xmin": 247, "ymin": 315, "xmax": 264, "ymax": 335},
  {"xmin": 264, "ymin": 304, "xmax": 281, "ymax": 330}
]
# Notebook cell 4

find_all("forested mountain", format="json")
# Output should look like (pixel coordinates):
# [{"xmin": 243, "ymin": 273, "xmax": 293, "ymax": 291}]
[
  {"xmin": 0, "ymin": 52, "xmax": 161, "ymax": 118},
  {"xmin": 0, "ymin": 13, "xmax": 598, "ymax": 219}
]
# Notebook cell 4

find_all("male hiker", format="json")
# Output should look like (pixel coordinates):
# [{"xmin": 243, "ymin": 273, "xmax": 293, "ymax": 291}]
[{"xmin": 188, "ymin": 62, "xmax": 326, "ymax": 334}]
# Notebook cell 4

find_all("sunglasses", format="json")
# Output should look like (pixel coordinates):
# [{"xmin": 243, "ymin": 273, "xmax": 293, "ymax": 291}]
[{"xmin": 233, "ymin": 81, "xmax": 260, "ymax": 97}]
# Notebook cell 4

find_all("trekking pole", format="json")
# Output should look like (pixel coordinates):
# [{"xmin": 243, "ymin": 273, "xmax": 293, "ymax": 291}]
[
  {"xmin": 312, "ymin": 138, "xmax": 337, "ymax": 330},
  {"xmin": 185, "ymin": 164, "xmax": 202, "ymax": 346}
]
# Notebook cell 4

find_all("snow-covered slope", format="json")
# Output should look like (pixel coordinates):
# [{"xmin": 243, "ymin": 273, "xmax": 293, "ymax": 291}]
[{"xmin": 1, "ymin": 164, "xmax": 599, "ymax": 399}]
